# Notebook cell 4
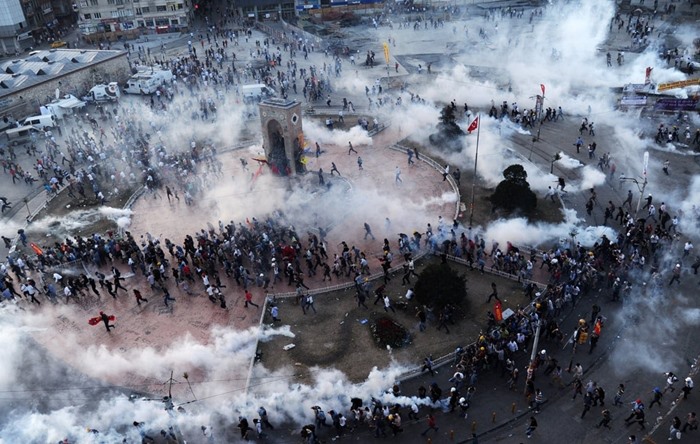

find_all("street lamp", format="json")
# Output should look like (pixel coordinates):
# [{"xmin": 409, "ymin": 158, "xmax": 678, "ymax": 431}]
[
  {"xmin": 527, "ymin": 123, "xmax": 542, "ymax": 162},
  {"xmin": 619, "ymin": 151, "xmax": 649, "ymax": 218},
  {"xmin": 550, "ymin": 152, "xmax": 561, "ymax": 174}
]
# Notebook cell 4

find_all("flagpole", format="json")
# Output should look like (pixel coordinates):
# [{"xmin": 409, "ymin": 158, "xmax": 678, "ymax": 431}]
[{"xmin": 469, "ymin": 114, "xmax": 480, "ymax": 228}]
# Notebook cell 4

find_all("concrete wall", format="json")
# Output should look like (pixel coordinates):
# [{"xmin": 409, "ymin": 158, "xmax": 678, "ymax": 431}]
[{"xmin": 0, "ymin": 52, "xmax": 131, "ymax": 118}]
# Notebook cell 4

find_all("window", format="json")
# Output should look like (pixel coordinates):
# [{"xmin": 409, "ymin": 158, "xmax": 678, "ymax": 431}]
[
  {"xmin": 168, "ymin": 3, "xmax": 176, "ymax": 11},
  {"xmin": 135, "ymin": 7, "xmax": 142, "ymax": 15},
  {"xmin": 83, "ymin": 13, "xmax": 91, "ymax": 19},
  {"xmin": 141, "ymin": 6, "xmax": 149, "ymax": 12},
  {"xmin": 116, "ymin": 0, "xmax": 124, "ymax": 5},
  {"xmin": 90, "ymin": 0, "xmax": 98, "ymax": 5},
  {"xmin": 178, "ymin": 3, "xmax": 183, "ymax": 9},
  {"xmin": 107, "ymin": 0, "xmax": 115, "ymax": 4},
  {"xmin": 156, "ymin": 5, "xmax": 166, "ymax": 11},
  {"xmin": 93, "ymin": 12, "xmax": 101, "ymax": 18},
  {"xmin": 171, "ymin": 18, "xmax": 178, "ymax": 24}
]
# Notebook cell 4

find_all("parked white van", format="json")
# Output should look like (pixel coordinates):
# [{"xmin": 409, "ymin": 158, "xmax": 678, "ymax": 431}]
[
  {"xmin": 241, "ymin": 84, "xmax": 275, "ymax": 103},
  {"xmin": 4, "ymin": 125, "xmax": 42, "ymax": 146},
  {"xmin": 22, "ymin": 114, "xmax": 56, "ymax": 130}
]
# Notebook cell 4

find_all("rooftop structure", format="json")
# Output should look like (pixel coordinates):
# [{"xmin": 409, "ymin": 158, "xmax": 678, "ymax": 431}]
[{"xmin": 0, "ymin": 47, "xmax": 128, "ymax": 117}]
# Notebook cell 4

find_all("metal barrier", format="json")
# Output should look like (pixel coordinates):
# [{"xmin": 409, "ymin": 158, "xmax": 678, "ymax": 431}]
[
  {"xmin": 122, "ymin": 186, "xmax": 146, "ymax": 212},
  {"xmin": 1, "ymin": 184, "xmax": 46, "ymax": 222},
  {"xmin": 265, "ymin": 248, "xmax": 430, "ymax": 299},
  {"xmin": 367, "ymin": 122, "xmax": 390, "ymax": 137},
  {"xmin": 441, "ymin": 253, "xmax": 547, "ymax": 288}
]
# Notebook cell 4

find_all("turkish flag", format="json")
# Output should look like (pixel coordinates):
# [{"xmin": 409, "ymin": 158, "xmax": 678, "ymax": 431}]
[
  {"xmin": 88, "ymin": 315, "xmax": 115, "ymax": 326},
  {"xmin": 540, "ymin": 84, "xmax": 546, "ymax": 96},
  {"xmin": 467, "ymin": 116, "xmax": 479, "ymax": 133}
]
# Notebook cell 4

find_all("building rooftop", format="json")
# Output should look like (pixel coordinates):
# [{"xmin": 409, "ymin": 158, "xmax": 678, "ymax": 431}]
[{"xmin": 0, "ymin": 48, "xmax": 126, "ymax": 99}]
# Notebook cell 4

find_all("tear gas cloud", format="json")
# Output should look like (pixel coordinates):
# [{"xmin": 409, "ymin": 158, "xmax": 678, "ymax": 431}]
[
  {"xmin": 482, "ymin": 207, "xmax": 616, "ymax": 249},
  {"xmin": 303, "ymin": 118, "xmax": 373, "ymax": 147},
  {"xmin": 4, "ymin": 0, "xmax": 700, "ymax": 439},
  {"xmin": 0, "ymin": 301, "xmax": 422, "ymax": 443},
  {"xmin": 609, "ymin": 247, "xmax": 700, "ymax": 376},
  {"xmin": 23, "ymin": 207, "xmax": 133, "ymax": 240}
]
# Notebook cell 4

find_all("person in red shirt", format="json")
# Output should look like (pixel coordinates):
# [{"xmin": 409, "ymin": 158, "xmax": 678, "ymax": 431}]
[
  {"xmin": 421, "ymin": 414, "xmax": 438, "ymax": 436},
  {"xmin": 133, "ymin": 289, "xmax": 148, "ymax": 306},
  {"xmin": 245, "ymin": 290, "xmax": 259, "ymax": 308}
]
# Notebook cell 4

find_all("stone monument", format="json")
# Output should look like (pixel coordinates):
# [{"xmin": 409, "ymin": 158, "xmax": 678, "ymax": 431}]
[{"xmin": 259, "ymin": 98, "xmax": 305, "ymax": 176}]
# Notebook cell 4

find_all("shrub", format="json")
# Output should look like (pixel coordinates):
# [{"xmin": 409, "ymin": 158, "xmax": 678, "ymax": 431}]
[
  {"xmin": 490, "ymin": 164, "xmax": 537, "ymax": 213},
  {"xmin": 414, "ymin": 263, "xmax": 467, "ymax": 310}
]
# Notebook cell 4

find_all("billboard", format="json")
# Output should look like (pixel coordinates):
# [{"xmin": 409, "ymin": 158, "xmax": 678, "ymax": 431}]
[
  {"xmin": 657, "ymin": 78, "xmax": 700, "ymax": 92},
  {"xmin": 296, "ymin": 0, "xmax": 320, "ymax": 10},
  {"xmin": 653, "ymin": 98, "xmax": 699, "ymax": 111},
  {"xmin": 620, "ymin": 96, "xmax": 647, "ymax": 107}
]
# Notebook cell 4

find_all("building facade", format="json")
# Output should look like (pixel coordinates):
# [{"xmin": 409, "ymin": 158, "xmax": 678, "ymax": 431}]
[
  {"xmin": 0, "ymin": 0, "xmax": 77, "ymax": 55},
  {"xmin": 20, "ymin": 0, "xmax": 56, "ymax": 32},
  {"xmin": 234, "ymin": 0, "xmax": 296, "ymax": 22},
  {"xmin": 76, "ymin": 0, "xmax": 191, "ymax": 37},
  {"xmin": 0, "ymin": 0, "xmax": 37, "ymax": 54}
]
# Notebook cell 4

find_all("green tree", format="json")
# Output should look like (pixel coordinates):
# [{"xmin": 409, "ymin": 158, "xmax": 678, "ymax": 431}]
[
  {"xmin": 437, "ymin": 105, "xmax": 464, "ymax": 136},
  {"xmin": 490, "ymin": 164, "xmax": 537, "ymax": 213},
  {"xmin": 414, "ymin": 263, "xmax": 467, "ymax": 310}
]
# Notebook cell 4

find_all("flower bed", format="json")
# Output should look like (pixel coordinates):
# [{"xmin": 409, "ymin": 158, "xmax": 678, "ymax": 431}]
[{"xmin": 370, "ymin": 316, "xmax": 411, "ymax": 349}]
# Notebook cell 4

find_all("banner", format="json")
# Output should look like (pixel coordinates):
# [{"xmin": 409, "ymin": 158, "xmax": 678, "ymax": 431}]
[
  {"xmin": 657, "ymin": 78, "xmax": 700, "ymax": 92},
  {"xmin": 30, "ymin": 242, "xmax": 44, "ymax": 255},
  {"xmin": 623, "ymin": 83, "xmax": 653, "ymax": 93},
  {"xmin": 654, "ymin": 98, "xmax": 699, "ymax": 111},
  {"xmin": 540, "ymin": 83, "xmax": 546, "ymax": 96},
  {"xmin": 620, "ymin": 96, "xmax": 648, "ymax": 106}
]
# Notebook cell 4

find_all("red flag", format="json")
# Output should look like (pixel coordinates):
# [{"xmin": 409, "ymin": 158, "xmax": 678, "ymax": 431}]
[
  {"xmin": 540, "ymin": 84, "xmax": 546, "ymax": 95},
  {"xmin": 467, "ymin": 116, "xmax": 479, "ymax": 133},
  {"xmin": 494, "ymin": 300, "xmax": 503, "ymax": 322},
  {"xmin": 88, "ymin": 315, "xmax": 115, "ymax": 326}
]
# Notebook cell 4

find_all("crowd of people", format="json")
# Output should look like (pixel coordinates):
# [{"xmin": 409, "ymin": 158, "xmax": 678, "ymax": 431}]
[{"xmin": 1, "ymin": 2, "xmax": 699, "ymax": 442}]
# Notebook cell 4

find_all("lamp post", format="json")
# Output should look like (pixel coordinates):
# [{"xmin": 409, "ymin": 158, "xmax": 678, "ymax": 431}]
[
  {"xmin": 620, "ymin": 151, "xmax": 649, "ymax": 218},
  {"xmin": 528, "ymin": 123, "xmax": 542, "ymax": 161},
  {"xmin": 550, "ymin": 152, "xmax": 561, "ymax": 174}
]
